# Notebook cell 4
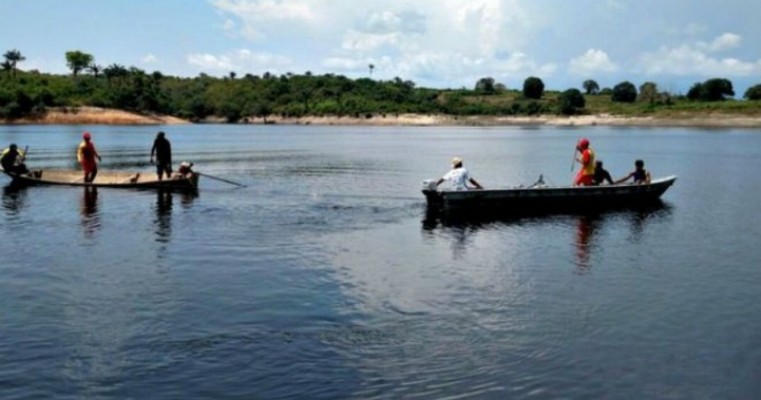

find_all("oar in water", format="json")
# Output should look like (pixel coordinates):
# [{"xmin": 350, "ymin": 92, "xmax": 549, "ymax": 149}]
[{"xmin": 198, "ymin": 172, "xmax": 246, "ymax": 187}]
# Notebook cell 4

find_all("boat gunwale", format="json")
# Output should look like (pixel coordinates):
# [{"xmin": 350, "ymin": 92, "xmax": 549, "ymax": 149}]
[{"xmin": 3, "ymin": 168, "xmax": 199, "ymax": 191}]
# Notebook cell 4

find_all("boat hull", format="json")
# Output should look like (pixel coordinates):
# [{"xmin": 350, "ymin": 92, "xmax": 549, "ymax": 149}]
[
  {"xmin": 423, "ymin": 176, "xmax": 677, "ymax": 215},
  {"xmin": 3, "ymin": 169, "xmax": 199, "ymax": 191}
]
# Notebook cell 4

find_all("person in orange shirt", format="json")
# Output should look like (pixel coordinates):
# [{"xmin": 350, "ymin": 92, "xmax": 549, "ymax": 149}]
[
  {"xmin": 77, "ymin": 132, "xmax": 102, "ymax": 183},
  {"xmin": 574, "ymin": 138, "xmax": 595, "ymax": 186}
]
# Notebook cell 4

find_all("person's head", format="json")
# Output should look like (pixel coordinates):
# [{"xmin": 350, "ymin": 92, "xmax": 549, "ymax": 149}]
[
  {"xmin": 157, "ymin": 131, "xmax": 165, "ymax": 139},
  {"xmin": 83, "ymin": 132, "xmax": 91, "ymax": 141},
  {"xmin": 451, "ymin": 156, "xmax": 463, "ymax": 168},
  {"xmin": 9, "ymin": 143, "xmax": 17, "ymax": 151},
  {"xmin": 577, "ymin": 138, "xmax": 590, "ymax": 150},
  {"xmin": 596, "ymin": 160, "xmax": 603, "ymax": 168},
  {"xmin": 635, "ymin": 159, "xmax": 644, "ymax": 170}
]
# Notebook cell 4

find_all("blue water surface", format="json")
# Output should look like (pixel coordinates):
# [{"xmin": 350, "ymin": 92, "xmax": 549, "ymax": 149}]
[{"xmin": 1, "ymin": 124, "xmax": 760, "ymax": 399}]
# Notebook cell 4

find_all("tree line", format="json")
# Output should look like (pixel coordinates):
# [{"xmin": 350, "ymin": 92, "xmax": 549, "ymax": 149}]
[{"xmin": 3, "ymin": 49, "xmax": 761, "ymax": 122}]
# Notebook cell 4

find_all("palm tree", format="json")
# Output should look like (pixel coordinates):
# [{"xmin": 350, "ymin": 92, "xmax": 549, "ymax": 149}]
[
  {"xmin": 87, "ymin": 63, "xmax": 102, "ymax": 78},
  {"xmin": 3, "ymin": 49, "xmax": 25, "ymax": 77},
  {"xmin": 368, "ymin": 63, "xmax": 375, "ymax": 77}
]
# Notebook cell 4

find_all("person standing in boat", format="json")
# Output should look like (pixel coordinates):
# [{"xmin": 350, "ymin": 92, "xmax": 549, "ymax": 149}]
[
  {"xmin": 77, "ymin": 132, "xmax": 102, "ymax": 183},
  {"xmin": 615, "ymin": 159, "xmax": 651, "ymax": 185},
  {"xmin": 150, "ymin": 131, "xmax": 172, "ymax": 181},
  {"xmin": 593, "ymin": 160, "xmax": 614, "ymax": 185},
  {"xmin": 1, "ymin": 143, "xmax": 29, "ymax": 175},
  {"xmin": 435, "ymin": 157, "xmax": 483, "ymax": 191},
  {"xmin": 574, "ymin": 138, "xmax": 595, "ymax": 186}
]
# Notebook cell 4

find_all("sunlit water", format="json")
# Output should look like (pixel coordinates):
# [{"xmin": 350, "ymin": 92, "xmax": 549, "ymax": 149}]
[{"xmin": 1, "ymin": 124, "xmax": 760, "ymax": 399}]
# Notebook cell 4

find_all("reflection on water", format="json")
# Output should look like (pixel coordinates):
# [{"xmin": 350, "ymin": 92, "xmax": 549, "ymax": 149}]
[
  {"xmin": 153, "ymin": 190, "xmax": 197, "ymax": 244},
  {"xmin": 574, "ymin": 215, "xmax": 601, "ymax": 272},
  {"xmin": 2, "ymin": 184, "xmax": 26, "ymax": 217},
  {"xmin": 80, "ymin": 187, "xmax": 100, "ymax": 238},
  {"xmin": 154, "ymin": 190, "xmax": 173, "ymax": 242},
  {"xmin": 424, "ymin": 202, "xmax": 674, "ymax": 273}
]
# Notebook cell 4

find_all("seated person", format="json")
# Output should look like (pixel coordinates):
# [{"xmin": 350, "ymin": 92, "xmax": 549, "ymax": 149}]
[
  {"xmin": 615, "ymin": 159, "xmax": 651, "ymax": 185},
  {"xmin": 435, "ymin": 156, "xmax": 483, "ymax": 190},
  {"xmin": 173, "ymin": 161, "xmax": 194, "ymax": 179},
  {"xmin": 593, "ymin": 160, "xmax": 613, "ymax": 185},
  {"xmin": 1, "ymin": 144, "xmax": 29, "ymax": 175}
]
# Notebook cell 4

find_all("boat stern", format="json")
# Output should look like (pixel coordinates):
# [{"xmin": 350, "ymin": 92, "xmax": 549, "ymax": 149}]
[{"xmin": 421, "ymin": 179, "xmax": 442, "ymax": 205}]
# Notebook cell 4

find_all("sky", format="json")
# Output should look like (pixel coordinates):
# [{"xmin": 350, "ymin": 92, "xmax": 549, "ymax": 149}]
[{"xmin": 2, "ymin": 0, "xmax": 760, "ymax": 95}]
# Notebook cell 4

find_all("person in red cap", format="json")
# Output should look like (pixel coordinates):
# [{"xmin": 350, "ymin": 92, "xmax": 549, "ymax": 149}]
[
  {"xmin": 77, "ymin": 132, "xmax": 102, "ymax": 183},
  {"xmin": 574, "ymin": 138, "xmax": 595, "ymax": 186}
]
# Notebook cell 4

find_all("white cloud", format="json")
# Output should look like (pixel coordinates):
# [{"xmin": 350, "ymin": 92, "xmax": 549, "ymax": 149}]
[
  {"xmin": 360, "ymin": 10, "xmax": 425, "ymax": 34},
  {"xmin": 141, "ymin": 54, "xmax": 158, "ymax": 64},
  {"xmin": 638, "ymin": 44, "xmax": 761, "ymax": 77},
  {"xmin": 204, "ymin": 1, "xmax": 761, "ymax": 91},
  {"xmin": 341, "ymin": 30, "xmax": 400, "ymax": 52},
  {"xmin": 210, "ymin": 0, "xmax": 317, "ymax": 40},
  {"xmin": 698, "ymin": 32, "xmax": 741, "ymax": 53},
  {"xmin": 569, "ymin": 49, "xmax": 619, "ymax": 76},
  {"xmin": 187, "ymin": 49, "xmax": 292, "ymax": 74}
]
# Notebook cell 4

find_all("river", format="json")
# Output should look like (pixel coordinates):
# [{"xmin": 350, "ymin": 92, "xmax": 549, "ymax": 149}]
[{"xmin": 1, "ymin": 124, "xmax": 760, "ymax": 399}]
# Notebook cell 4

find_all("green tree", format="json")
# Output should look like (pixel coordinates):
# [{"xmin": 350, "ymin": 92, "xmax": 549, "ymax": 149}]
[
  {"xmin": 558, "ymin": 88, "xmax": 586, "ymax": 115},
  {"xmin": 686, "ymin": 82, "xmax": 703, "ymax": 100},
  {"xmin": 3, "ymin": 49, "xmax": 25, "ymax": 77},
  {"xmin": 65, "ymin": 50, "xmax": 94, "ymax": 77},
  {"xmin": 474, "ymin": 77, "xmax": 496, "ymax": 94},
  {"xmin": 744, "ymin": 84, "xmax": 761, "ymax": 100},
  {"xmin": 522, "ymin": 76, "xmax": 544, "ymax": 99},
  {"xmin": 687, "ymin": 78, "xmax": 735, "ymax": 101},
  {"xmin": 582, "ymin": 79, "xmax": 599, "ymax": 95},
  {"xmin": 611, "ymin": 81, "xmax": 637, "ymax": 103},
  {"xmin": 701, "ymin": 78, "xmax": 734, "ymax": 101},
  {"xmin": 87, "ymin": 64, "xmax": 102, "ymax": 77},
  {"xmin": 0, "ymin": 60, "xmax": 11, "ymax": 77},
  {"xmin": 638, "ymin": 82, "xmax": 659, "ymax": 103}
]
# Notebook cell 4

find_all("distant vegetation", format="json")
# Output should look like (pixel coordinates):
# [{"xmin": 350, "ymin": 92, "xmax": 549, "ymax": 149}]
[{"xmin": 2, "ymin": 49, "xmax": 761, "ymax": 122}]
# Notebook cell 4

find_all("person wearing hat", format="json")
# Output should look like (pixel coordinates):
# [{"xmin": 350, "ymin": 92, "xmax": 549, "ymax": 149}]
[
  {"xmin": 77, "ymin": 132, "xmax": 102, "ymax": 183},
  {"xmin": 1, "ymin": 143, "xmax": 29, "ymax": 175},
  {"xmin": 435, "ymin": 156, "xmax": 483, "ymax": 191},
  {"xmin": 573, "ymin": 138, "xmax": 595, "ymax": 186},
  {"xmin": 176, "ymin": 161, "xmax": 194, "ymax": 178},
  {"xmin": 150, "ymin": 131, "xmax": 172, "ymax": 180}
]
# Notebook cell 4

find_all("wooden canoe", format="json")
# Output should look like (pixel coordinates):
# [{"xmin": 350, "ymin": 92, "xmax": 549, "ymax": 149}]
[
  {"xmin": 423, "ymin": 175, "xmax": 677, "ymax": 214},
  {"xmin": 2, "ymin": 168, "xmax": 199, "ymax": 190}
]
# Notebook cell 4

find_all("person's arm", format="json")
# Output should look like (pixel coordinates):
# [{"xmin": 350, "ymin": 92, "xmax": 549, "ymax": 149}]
[
  {"xmin": 77, "ymin": 144, "xmax": 83, "ymax": 163},
  {"xmin": 644, "ymin": 171, "xmax": 651, "ymax": 184},
  {"xmin": 604, "ymin": 171, "xmax": 614, "ymax": 185},
  {"xmin": 614, "ymin": 172, "xmax": 633, "ymax": 184},
  {"xmin": 469, "ymin": 178, "xmax": 483, "ymax": 189},
  {"xmin": 150, "ymin": 141, "xmax": 157, "ymax": 163},
  {"xmin": 94, "ymin": 145, "xmax": 102, "ymax": 161}
]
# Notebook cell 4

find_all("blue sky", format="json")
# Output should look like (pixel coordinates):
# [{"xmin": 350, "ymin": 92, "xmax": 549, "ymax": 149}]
[{"xmin": 2, "ymin": 0, "xmax": 760, "ymax": 95}]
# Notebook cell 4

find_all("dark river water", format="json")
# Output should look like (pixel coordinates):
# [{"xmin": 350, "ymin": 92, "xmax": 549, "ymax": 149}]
[{"xmin": 1, "ymin": 124, "xmax": 760, "ymax": 399}]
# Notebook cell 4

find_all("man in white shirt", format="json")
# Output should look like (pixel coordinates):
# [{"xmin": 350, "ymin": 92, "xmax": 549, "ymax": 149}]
[{"xmin": 435, "ymin": 157, "xmax": 483, "ymax": 190}]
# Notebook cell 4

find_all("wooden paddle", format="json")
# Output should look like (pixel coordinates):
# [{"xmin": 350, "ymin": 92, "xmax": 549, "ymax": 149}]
[
  {"xmin": 197, "ymin": 172, "xmax": 246, "ymax": 187},
  {"xmin": 570, "ymin": 146, "xmax": 577, "ymax": 172}
]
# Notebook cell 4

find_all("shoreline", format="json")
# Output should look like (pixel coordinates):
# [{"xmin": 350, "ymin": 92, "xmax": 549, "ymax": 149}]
[
  {"xmin": 3, "ymin": 107, "xmax": 761, "ymax": 128},
  {"xmin": 251, "ymin": 113, "xmax": 761, "ymax": 128}
]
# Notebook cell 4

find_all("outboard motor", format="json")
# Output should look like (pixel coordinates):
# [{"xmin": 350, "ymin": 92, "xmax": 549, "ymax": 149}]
[
  {"xmin": 422, "ymin": 179, "xmax": 437, "ymax": 192},
  {"xmin": 421, "ymin": 179, "xmax": 443, "ymax": 207}
]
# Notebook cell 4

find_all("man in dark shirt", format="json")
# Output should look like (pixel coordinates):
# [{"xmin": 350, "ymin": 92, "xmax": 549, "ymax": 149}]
[
  {"xmin": 593, "ymin": 160, "xmax": 613, "ymax": 185},
  {"xmin": 150, "ymin": 131, "xmax": 172, "ymax": 180}
]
